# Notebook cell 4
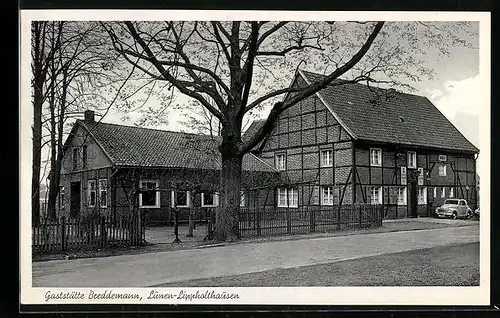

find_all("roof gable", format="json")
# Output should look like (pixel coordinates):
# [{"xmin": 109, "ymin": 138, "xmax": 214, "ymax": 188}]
[{"xmin": 299, "ymin": 70, "xmax": 479, "ymax": 153}]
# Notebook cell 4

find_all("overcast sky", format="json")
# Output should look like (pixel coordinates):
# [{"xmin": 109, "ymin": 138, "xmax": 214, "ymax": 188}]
[{"xmin": 103, "ymin": 28, "xmax": 481, "ymax": 149}]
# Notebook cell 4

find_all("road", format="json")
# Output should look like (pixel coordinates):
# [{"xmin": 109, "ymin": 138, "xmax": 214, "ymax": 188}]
[{"xmin": 32, "ymin": 223, "xmax": 479, "ymax": 287}]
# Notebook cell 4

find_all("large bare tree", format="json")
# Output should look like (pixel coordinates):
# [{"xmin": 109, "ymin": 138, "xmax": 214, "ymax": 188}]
[{"xmin": 103, "ymin": 21, "xmax": 476, "ymax": 241}]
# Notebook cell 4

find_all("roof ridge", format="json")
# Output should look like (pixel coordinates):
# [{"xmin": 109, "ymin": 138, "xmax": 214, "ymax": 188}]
[
  {"xmin": 299, "ymin": 69, "xmax": 428, "ymax": 99},
  {"xmin": 76, "ymin": 119, "xmax": 216, "ymax": 138}
]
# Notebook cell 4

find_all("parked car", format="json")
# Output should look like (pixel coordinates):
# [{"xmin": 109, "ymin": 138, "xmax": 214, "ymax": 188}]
[
  {"xmin": 474, "ymin": 208, "xmax": 480, "ymax": 218},
  {"xmin": 435, "ymin": 199, "xmax": 472, "ymax": 219}
]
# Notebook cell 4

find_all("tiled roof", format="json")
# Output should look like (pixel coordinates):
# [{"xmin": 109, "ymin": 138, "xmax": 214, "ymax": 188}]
[
  {"xmin": 242, "ymin": 119, "xmax": 267, "ymax": 150},
  {"xmin": 300, "ymin": 70, "xmax": 479, "ymax": 153},
  {"xmin": 77, "ymin": 120, "xmax": 277, "ymax": 173}
]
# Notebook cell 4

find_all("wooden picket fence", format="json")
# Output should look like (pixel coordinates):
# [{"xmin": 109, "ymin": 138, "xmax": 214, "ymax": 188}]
[
  {"xmin": 203, "ymin": 204, "xmax": 383, "ymax": 238},
  {"xmin": 32, "ymin": 213, "xmax": 145, "ymax": 253}
]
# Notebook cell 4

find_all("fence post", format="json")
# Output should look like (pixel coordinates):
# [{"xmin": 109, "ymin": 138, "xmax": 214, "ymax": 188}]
[
  {"xmin": 359, "ymin": 205, "xmax": 362, "ymax": 228},
  {"xmin": 61, "ymin": 216, "xmax": 66, "ymax": 252},
  {"xmin": 286, "ymin": 207, "xmax": 291, "ymax": 234},
  {"xmin": 337, "ymin": 206, "xmax": 341, "ymax": 230},
  {"xmin": 256, "ymin": 208, "xmax": 261, "ymax": 236},
  {"xmin": 309, "ymin": 207, "xmax": 315, "ymax": 233},
  {"xmin": 100, "ymin": 216, "xmax": 107, "ymax": 247}
]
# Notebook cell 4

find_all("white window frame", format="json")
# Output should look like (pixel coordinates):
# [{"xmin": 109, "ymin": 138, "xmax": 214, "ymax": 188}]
[
  {"xmin": 321, "ymin": 186, "xmax": 334, "ymax": 206},
  {"xmin": 320, "ymin": 149, "xmax": 333, "ymax": 167},
  {"xmin": 371, "ymin": 186, "xmax": 382, "ymax": 205},
  {"xmin": 400, "ymin": 166, "xmax": 407, "ymax": 185},
  {"xmin": 370, "ymin": 148, "xmax": 382, "ymax": 167},
  {"xmin": 397, "ymin": 187, "xmax": 407, "ymax": 205},
  {"xmin": 277, "ymin": 187, "xmax": 288, "ymax": 207},
  {"xmin": 449, "ymin": 187, "xmax": 454, "ymax": 198},
  {"xmin": 418, "ymin": 187, "xmax": 428, "ymax": 204},
  {"xmin": 59, "ymin": 186, "xmax": 65, "ymax": 209},
  {"xmin": 171, "ymin": 190, "xmax": 190, "ymax": 208},
  {"xmin": 288, "ymin": 188, "xmax": 298, "ymax": 208},
  {"xmin": 240, "ymin": 191, "xmax": 246, "ymax": 207},
  {"xmin": 439, "ymin": 164, "xmax": 447, "ymax": 176},
  {"xmin": 98, "ymin": 179, "xmax": 108, "ymax": 208},
  {"xmin": 433, "ymin": 187, "xmax": 437, "ymax": 198},
  {"xmin": 441, "ymin": 187, "xmax": 446, "ymax": 198},
  {"xmin": 275, "ymin": 153, "xmax": 286, "ymax": 171},
  {"xmin": 88, "ymin": 180, "xmax": 96, "ymax": 207},
  {"xmin": 438, "ymin": 155, "xmax": 447, "ymax": 161},
  {"xmin": 201, "ymin": 192, "xmax": 219, "ymax": 207},
  {"xmin": 407, "ymin": 151, "xmax": 417, "ymax": 169},
  {"xmin": 139, "ymin": 180, "xmax": 160, "ymax": 209}
]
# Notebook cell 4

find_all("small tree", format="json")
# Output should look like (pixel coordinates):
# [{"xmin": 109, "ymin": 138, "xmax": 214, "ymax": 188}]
[{"xmin": 104, "ymin": 21, "xmax": 476, "ymax": 241}]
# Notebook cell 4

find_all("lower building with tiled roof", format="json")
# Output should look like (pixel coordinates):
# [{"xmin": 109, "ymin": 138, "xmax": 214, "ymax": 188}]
[{"xmin": 57, "ymin": 110, "xmax": 279, "ymax": 225}]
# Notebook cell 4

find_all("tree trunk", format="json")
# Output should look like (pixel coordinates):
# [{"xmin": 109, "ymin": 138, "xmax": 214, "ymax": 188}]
[
  {"xmin": 214, "ymin": 152, "xmax": 243, "ymax": 242},
  {"xmin": 32, "ymin": 78, "xmax": 43, "ymax": 226}
]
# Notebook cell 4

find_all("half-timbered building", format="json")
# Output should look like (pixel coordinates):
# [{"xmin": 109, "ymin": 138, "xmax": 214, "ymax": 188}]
[{"xmin": 246, "ymin": 70, "xmax": 479, "ymax": 219}]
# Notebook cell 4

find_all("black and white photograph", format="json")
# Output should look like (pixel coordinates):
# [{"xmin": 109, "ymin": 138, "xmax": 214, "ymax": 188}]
[{"xmin": 20, "ymin": 10, "xmax": 491, "ymax": 306}]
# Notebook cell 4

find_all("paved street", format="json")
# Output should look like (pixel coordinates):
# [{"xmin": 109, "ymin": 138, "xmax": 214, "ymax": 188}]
[{"xmin": 32, "ymin": 223, "xmax": 479, "ymax": 287}]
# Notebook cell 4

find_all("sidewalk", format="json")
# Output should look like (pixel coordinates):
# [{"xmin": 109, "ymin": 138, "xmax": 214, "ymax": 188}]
[{"xmin": 31, "ymin": 223, "xmax": 479, "ymax": 287}]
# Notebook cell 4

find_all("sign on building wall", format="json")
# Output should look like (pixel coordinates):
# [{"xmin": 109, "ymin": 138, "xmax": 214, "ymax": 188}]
[
  {"xmin": 400, "ymin": 166, "xmax": 407, "ymax": 185},
  {"xmin": 418, "ymin": 167, "xmax": 424, "ymax": 185}
]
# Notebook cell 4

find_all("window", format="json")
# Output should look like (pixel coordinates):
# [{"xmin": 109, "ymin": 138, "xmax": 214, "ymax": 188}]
[
  {"xmin": 397, "ymin": 187, "xmax": 407, "ymax": 205},
  {"xmin": 433, "ymin": 187, "xmax": 437, "ymax": 198},
  {"xmin": 371, "ymin": 187, "xmax": 382, "ymax": 205},
  {"xmin": 72, "ymin": 147, "xmax": 78, "ymax": 170},
  {"xmin": 139, "ymin": 180, "xmax": 160, "ymax": 208},
  {"xmin": 444, "ymin": 199, "xmax": 459, "ymax": 205},
  {"xmin": 320, "ymin": 149, "xmax": 333, "ymax": 167},
  {"xmin": 59, "ymin": 186, "xmax": 65, "ymax": 209},
  {"xmin": 370, "ymin": 148, "xmax": 382, "ymax": 167},
  {"xmin": 400, "ymin": 166, "xmax": 407, "ymax": 185},
  {"xmin": 275, "ymin": 153, "xmax": 286, "ymax": 171},
  {"xmin": 288, "ymin": 188, "xmax": 298, "ymax": 208},
  {"xmin": 449, "ymin": 187, "xmax": 454, "ymax": 198},
  {"xmin": 240, "ymin": 191, "xmax": 246, "ymax": 207},
  {"xmin": 82, "ymin": 145, "xmax": 88, "ymax": 169},
  {"xmin": 407, "ymin": 151, "xmax": 416, "ymax": 169},
  {"xmin": 417, "ymin": 167, "xmax": 424, "ymax": 185},
  {"xmin": 321, "ymin": 186, "xmax": 334, "ymax": 205},
  {"xmin": 171, "ymin": 190, "xmax": 190, "ymax": 208},
  {"xmin": 441, "ymin": 187, "xmax": 446, "ymax": 198},
  {"xmin": 99, "ymin": 179, "xmax": 107, "ymax": 208},
  {"xmin": 438, "ymin": 155, "xmax": 447, "ymax": 161},
  {"xmin": 88, "ymin": 180, "xmax": 96, "ymax": 207},
  {"xmin": 418, "ymin": 187, "xmax": 427, "ymax": 204},
  {"xmin": 277, "ymin": 188, "xmax": 288, "ymax": 207},
  {"xmin": 201, "ymin": 192, "xmax": 218, "ymax": 207},
  {"xmin": 439, "ymin": 164, "xmax": 447, "ymax": 176}
]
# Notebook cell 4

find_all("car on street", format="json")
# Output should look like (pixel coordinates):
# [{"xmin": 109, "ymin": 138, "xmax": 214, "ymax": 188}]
[{"xmin": 435, "ymin": 199, "xmax": 473, "ymax": 219}]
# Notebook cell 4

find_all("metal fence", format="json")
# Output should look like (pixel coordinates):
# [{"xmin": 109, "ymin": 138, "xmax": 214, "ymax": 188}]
[{"xmin": 32, "ymin": 213, "xmax": 145, "ymax": 253}]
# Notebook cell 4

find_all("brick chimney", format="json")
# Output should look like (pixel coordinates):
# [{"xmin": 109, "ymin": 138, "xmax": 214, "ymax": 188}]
[{"xmin": 84, "ymin": 110, "xmax": 95, "ymax": 122}]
